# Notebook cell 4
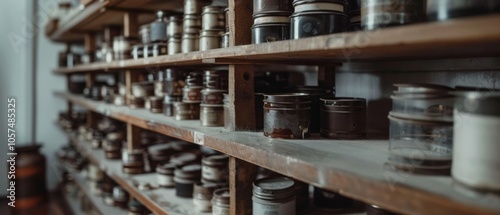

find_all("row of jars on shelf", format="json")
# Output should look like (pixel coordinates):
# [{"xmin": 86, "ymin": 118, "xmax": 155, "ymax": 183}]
[{"xmin": 251, "ymin": 0, "xmax": 500, "ymax": 44}]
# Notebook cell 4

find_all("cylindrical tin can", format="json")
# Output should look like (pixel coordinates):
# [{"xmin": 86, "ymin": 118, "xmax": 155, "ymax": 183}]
[
  {"xmin": 149, "ymin": 96, "xmax": 164, "ymax": 113},
  {"xmin": 129, "ymin": 96, "xmax": 145, "ymax": 109},
  {"xmin": 253, "ymin": 177, "xmax": 296, "ymax": 215},
  {"xmin": 313, "ymin": 187, "xmax": 354, "ymax": 210},
  {"xmin": 182, "ymin": 34, "xmax": 200, "ymax": 53},
  {"xmin": 183, "ymin": 86, "xmax": 203, "ymax": 102},
  {"xmin": 183, "ymin": 14, "xmax": 202, "ymax": 34},
  {"xmin": 200, "ymin": 104, "xmax": 224, "ymax": 127},
  {"xmin": 202, "ymin": 6, "xmax": 225, "ymax": 30},
  {"xmin": 290, "ymin": 11, "xmax": 347, "ymax": 39},
  {"xmin": 348, "ymin": 0, "xmax": 361, "ymax": 30},
  {"xmin": 156, "ymin": 162, "xmax": 176, "ymax": 188},
  {"xmin": 174, "ymin": 164, "xmax": 202, "ymax": 197},
  {"xmin": 293, "ymin": 86, "xmax": 335, "ymax": 133},
  {"xmin": 193, "ymin": 182, "xmax": 219, "ymax": 212},
  {"xmin": 204, "ymin": 70, "xmax": 228, "ymax": 90},
  {"xmin": 173, "ymin": 102, "xmax": 201, "ymax": 120},
  {"xmin": 252, "ymin": 23, "xmax": 290, "ymax": 44},
  {"xmin": 184, "ymin": 0, "xmax": 211, "ymax": 15},
  {"xmin": 212, "ymin": 188, "xmax": 230, "ymax": 215},
  {"xmin": 427, "ymin": 0, "xmax": 500, "ymax": 21},
  {"xmin": 201, "ymin": 89, "xmax": 227, "ymax": 104},
  {"xmin": 164, "ymin": 95, "xmax": 183, "ymax": 116},
  {"xmin": 168, "ymin": 15, "xmax": 183, "ymax": 38},
  {"xmin": 221, "ymin": 32, "xmax": 230, "ymax": 48},
  {"xmin": 150, "ymin": 11, "xmax": 168, "ymax": 43},
  {"xmin": 254, "ymin": 0, "xmax": 293, "ymax": 14},
  {"xmin": 320, "ymin": 97, "xmax": 366, "ymax": 139},
  {"xmin": 202, "ymin": 154, "xmax": 229, "ymax": 182},
  {"xmin": 186, "ymin": 72, "xmax": 204, "ymax": 87},
  {"xmin": 200, "ymin": 30, "xmax": 222, "ymax": 51},
  {"xmin": 263, "ymin": 93, "xmax": 311, "ymax": 139},
  {"xmin": 452, "ymin": 92, "xmax": 500, "ymax": 191},
  {"xmin": 361, "ymin": 0, "xmax": 425, "ymax": 30},
  {"xmin": 168, "ymin": 37, "xmax": 182, "ymax": 55}
]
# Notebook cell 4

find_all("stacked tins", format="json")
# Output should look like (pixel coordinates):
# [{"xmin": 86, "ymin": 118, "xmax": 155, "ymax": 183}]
[
  {"xmin": 182, "ymin": 0, "xmax": 211, "ymax": 53},
  {"xmin": 291, "ymin": 0, "xmax": 348, "ymax": 39},
  {"xmin": 200, "ymin": 6, "xmax": 226, "ymax": 51},
  {"xmin": 252, "ymin": 0, "xmax": 293, "ymax": 44},
  {"xmin": 200, "ymin": 70, "xmax": 228, "ymax": 127}
]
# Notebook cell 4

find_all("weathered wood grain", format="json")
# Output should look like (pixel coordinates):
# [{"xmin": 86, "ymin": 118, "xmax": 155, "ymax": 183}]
[{"xmin": 229, "ymin": 157, "xmax": 258, "ymax": 215}]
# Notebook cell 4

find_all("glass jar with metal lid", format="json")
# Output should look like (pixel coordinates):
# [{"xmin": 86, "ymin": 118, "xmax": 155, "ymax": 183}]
[{"xmin": 252, "ymin": 177, "xmax": 296, "ymax": 215}]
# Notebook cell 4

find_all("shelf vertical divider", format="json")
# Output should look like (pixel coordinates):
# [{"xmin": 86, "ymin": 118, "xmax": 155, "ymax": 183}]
[
  {"xmin": 85, "ymin": 73, "xmax": 97, "ymax": 128},
  {"xmin": 229, "ymin": 157, "xmax": 259, "ymax": 215},
  {"xmin": 66, "ymin": 74, "xmax": 73, "ymax": 115}
]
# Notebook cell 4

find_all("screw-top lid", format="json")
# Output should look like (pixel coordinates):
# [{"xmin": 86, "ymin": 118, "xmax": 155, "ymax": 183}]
[
  {"xmin": 253, "ymin": 177, "xmax": 296, "ymax": 200},
  {"xmin": 156, "ymin": 162, "xmax": 176, "ymax": 174},
  {"xmin": 174, "ymin": 163, "xmax": 202, "ymax": 179},
  {"xmin": 212, "ymin": 188, "xmax": 230, "ymax": 205}
]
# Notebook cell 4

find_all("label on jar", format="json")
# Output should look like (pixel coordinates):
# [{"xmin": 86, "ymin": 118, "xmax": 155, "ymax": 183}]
[
  {"xmin": 212, "ymin": 205, "xmax": 230, "ymax": 215},
  {"xmin": 253, "ymin": 199, "xmax": 296, "ymax": 215}
]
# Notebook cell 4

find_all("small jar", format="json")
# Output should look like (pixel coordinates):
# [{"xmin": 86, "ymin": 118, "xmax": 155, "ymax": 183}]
[
  {"xmin": 156, "ymin": 162, "xmax": 176, "ymax": 188},
  {"xmin": 320, "ymin": 97, "xmax": 366, "ymax": 139},
  {"xmin": 263, "ymin": 93, "xmax": 311, "ymax": 139},
  {"xmin": 184, "ymin": 0, "xmax": 211, "ymax": 15},
  {"xmin": 202, "ymin": 154, "xmax": 229, "ymax": 182},
  {"xmin": 202, "ymin": 6, "xmax": 225, "ymax": 30},
  {"xmin": 173, "ymin": 102, "xmax": 201, "ymax": 120},
  {"xmin": 253, "ymin": 177, "xmax": 296, "ymax": 215},
  {"xmin": 193, "ymin": 182, "xmax": 219, "ymax": 212},
  {"xmin": 174, "ymin": 164, "xmax": 202, "ymax": 198},
  {"xmin": 168, "ymin": 37, "xmax": 182, "ymax": 55},
  {"xmin": 361, "ymin": 0, "xmax": 425, "ymax": 30},
  {"xmin": 150, "ymin": 11, "xmax": 168, "ymax": 43},
  {"xmin": 183, "ymin": 86, "xmax": 203, "ymax": 102},
  {"xmin": 183, "ymin": 14, "xmax": 202, "ymax": 34},
  {"xmin": 252, "ymin": 23, "xmax": 290, "ymax": 44},
  {"xmin": 200, "ymin": 30, "xmax": 222, "ymax": 51},
  {"xmin": 200, "ymin": 104, "xmax": 225, "ymax": 127},
  {"xmin": 313, "ymin": 187, "xmax": 353, "ymax": 210},
  {"xmin": 182, "ymin": 33, "xmax": 200, "ymax": 53},
  {"xmin": 212, "ymin": 188, "xmax": 230, "ymax": 215},
  {"xmin": 168, "ymin": 15, "xmax": 183, "ymax": 38},
  {"xmin": 164, "ymin": 95, "xmax": 183, "ymax": 116}
]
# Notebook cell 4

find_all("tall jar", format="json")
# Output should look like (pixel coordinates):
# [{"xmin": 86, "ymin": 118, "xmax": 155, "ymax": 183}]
[
  {"xmin": 13, "ymin": 144, "xmax": 47, "ymax": 210},
  {"xmin": 263, "ymin": 93, "xmax": 311, "ymax": 139},
  {"xmin": 253, "ymin": 177, "xmax": 296, "ymax": 215}
]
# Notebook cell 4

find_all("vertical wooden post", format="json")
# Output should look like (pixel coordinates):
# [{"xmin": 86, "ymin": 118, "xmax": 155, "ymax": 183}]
[
  {"xmin": 125, "ymin": 70, "xmax": 141, "ymax": 104},
  {"xmin": 127, "ymin": 124, "xmax": 142, "ymax": 150},
  {"xmin": 66, "ymin": 74, "xmax": 73, "ymax": 115},
  {"xmin": 84, "ymin": 33, "xmax": 96, "ymax": 53},
  {"xmin": 229, "ymin": 157, "xmax": 258, "ymax": 215},
  {"xmin": 123, "ymin": 12, "xmax": 138, "ymax": 38},
  {"xmin": 85, "ymin": 73, "xmax": 97, "ymax": 128}
]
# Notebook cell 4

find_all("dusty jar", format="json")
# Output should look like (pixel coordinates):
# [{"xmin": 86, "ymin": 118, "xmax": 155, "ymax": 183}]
[
  {"xmin": 252, "ymin": 177, "xmax": 296, "ymax": 215},
  {"xmin": 263, "ymin": 93, "xmax": 311, "ymax": 139},
  {"xmin": 200, "ymin": 104, "xmax": 225, "ymax": 127},
  {"xmin": 320, "ymin": 97, "xmax": 366, "ymax": 139}
]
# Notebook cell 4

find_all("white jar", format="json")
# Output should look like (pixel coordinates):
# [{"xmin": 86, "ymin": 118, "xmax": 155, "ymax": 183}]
[{"xmin": 252, "ymin": 177, "xmax": 296, "ymax": 215}]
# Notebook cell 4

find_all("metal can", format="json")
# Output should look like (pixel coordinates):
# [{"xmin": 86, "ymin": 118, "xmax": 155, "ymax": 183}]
[
  {"xmin": 183, "ymin": 14, "xmax": 202, "ymax": 34},
  {"xmin": 173, "ymin": 102, "xmax": 201, "ymax": 120},
  {"xmin": 254, "ymin": 0, "xmax": 293, "ymax": 15},
  {"xmin": 200, "ymin": 30, "xmax": 222, "ymax": 51},
  {"xmin": 202, "ymin": 154, "xmax": 229, "ymax": 182},
  {"xmin": 221, "ymin": 32, "xmax": 230, "ymax": 48},
  {"xmin": 182, "ymin": 33, "xmax": 200, "ymax": 53},
  {"xmin": 156, "ymin": 162, "xmax": 176, "ymax": 188},
  {"xmin": 183, "ymin": 86, "xmax": 203, "ymax": 102},
  {"xmin": 290, "ymin": 11, "xmax": 348, "ymax": 39},
  {"xmin": 168, "ymin": 15, "xmax": 183, "ymax": 38},
  {"xmin": 201, "ymin": 89, "xmax": 227, "ymax": 104},
  {"xmin": 128, "ymin": 96, "xmax": 145, "ymax": 109},
  {"xmin": 202, "ymin": 6, "xmax": 225, "ymax": 30},
  {"xmin": 164, "ymin": 95, "xmax": 183, "ymax": 116},
  {"xmin": 174, "ymin": 164, "xmax": 202, "ymax": 197},
  {"xmin": 139, "ymin": 24, "xmax": 151, "ymax": 44},
  {"xmin": 168, "ymin": 37, "xmax": 182, "ymax": 55},
  {"xmin": 212, "ymin": 188, "xmax": 230, "ymax": 215},
  {"xmin": 200, "ymin": 104, "xmax": 224, "ymax": 127},
  {"xmin": 193, "ymin": 182, "xmax": 219, "ymax": 212},
  {"xmin": 361, "ymin": 0, "xmax": 425, "ymax": 30},
  {"xmin": 263, "ymin": 93, "xmax": 311, "ymax": 139},
  {"xmin": 184, "ymin": 0, "xmax": 211, "ymax": 15},
  {"xmin": 253, "ymin": 177, "xmax": 296, "ymax": 215},
  {"xmin": 252, "ymin": 23, "xmax": 290, "ymax": 44},
  {"xmin": 320, "ymin": 97, "xmax": 366, "ymax": 139}
]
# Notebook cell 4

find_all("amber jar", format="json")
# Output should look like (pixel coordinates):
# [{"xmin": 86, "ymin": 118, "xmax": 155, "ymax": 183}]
[{"xmin": 13, "ymin": 145, "xmax": 48, "ymax": 210}]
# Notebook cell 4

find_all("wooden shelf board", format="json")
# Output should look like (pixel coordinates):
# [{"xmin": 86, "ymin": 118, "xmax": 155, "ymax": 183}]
[
  {"xmin": 59, "ymin": 162, "xmax": 127, "ymax": 215},
  {"xmin": 54, "ymin": 14, "xmax": 500, "ymax": 72},
  {"xmin": 56, "ymin": 92, "xmax": 500, "ymax": 215},
  {"xmin": 65, "ymin": 133, "xmax": 211, "ymax": 215}
]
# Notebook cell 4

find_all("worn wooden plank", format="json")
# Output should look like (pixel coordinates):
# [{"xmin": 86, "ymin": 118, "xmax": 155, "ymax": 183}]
[
  {"xmin": 123, "ymin": 12, "xmax": 138, "ymax": 38},
  {"xmin": 229, "ymin": 157, "xmax": 258, "ymax": 215},
  {"xmin": 126, "ymin": 123, "xmax": 142, "ymax": 150},
  {"xmin": 54, "ymin": 92, "xmax": 500, "ymax": 215},
  {"xmin": 228, "ymin": 64, "xmax": 256, "ymax": 130}
]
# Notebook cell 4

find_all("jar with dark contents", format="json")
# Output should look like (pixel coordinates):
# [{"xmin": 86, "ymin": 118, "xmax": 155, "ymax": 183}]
[
  {"xmin": 320, "ymin": 97, "xmax": 366, "ymax": 139},
  {"xmin": 174, "ymin": 164, "xmax": 202, "ymax": 198},
  {"xmin": 361, "ymin": 0, "xmax": 425, "ymax": 30},
  {"xmin": 263, "ymin": 93, "xmax": 311, "ymax": 139},
  {"xmin": 427, "ymin": 0, "xmax": 500, "ymax": 21},
  {"xmin": 252, "ymin": 177, "xmax": 296, "ymax": 215}
]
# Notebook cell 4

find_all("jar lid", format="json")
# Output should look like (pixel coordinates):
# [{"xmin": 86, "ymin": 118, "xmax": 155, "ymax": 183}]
[
  {"xmin": 253, "ymin": 177, "xmax": 296, "ymax": 199},
  {"xmin": 263, "ymin": 93, "xmax": 310, "ymax": 103},
  {"xmin": 212, "ymin": 188, "xmax": 230, "ymax": 205},
  {"xmin": 202, "ymin": 6, "xmax": 225, "ymax": 14},
  {"xmin": 170, "ymin": 152, "xmax": 198, "ymax": 166},
  {"xmin": 202, "ymin": 154, "xmax": 229, "ymax": 166},
  {"xmin": 174, "ymin": 164, "xmax": 202, "ymax": 178},
  {"xmin": 148, "ymin": 144, "xmax": 175, "ymax": 156},
  {"xmin": 156, "ymin": 162, "xmax": 176, "ymax": 174},
  {"xmin": 320, "ymin": 97, "xmax": 366, "ymax": 107}
]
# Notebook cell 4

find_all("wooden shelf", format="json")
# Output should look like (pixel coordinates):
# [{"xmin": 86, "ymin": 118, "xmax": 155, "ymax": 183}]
[
  {"xmin": 53, "ymin": 14, "xmax": 500, "ymax": 72},
  {"xmin": 48, "ymin": 0, "xmax": 183, "ymax": 42},
  {"xmin": 55, "ymin": 92, "xmax": 500, "ymax": 215},
  {"xmin": 59, "ymin": 162, "xmax": 127, "ymax": 215},
  {"xmin": 63, "ymin": 132, "xmax": 211, "ymax": 215}
]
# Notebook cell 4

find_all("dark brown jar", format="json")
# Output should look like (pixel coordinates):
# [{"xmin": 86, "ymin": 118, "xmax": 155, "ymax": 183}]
[
  {"xmin": 361, "ymin": 0, "xmax": 425, "ymax": 30},
  {"xmin": 292, "ymin": 86, "xmax": 335, "ymax": 133},
  {"xmin": 320, "ymin": 97, "xmax": 366, "ymax": 139},
  {"xmin": 263, "ymin": 93, "xmax": 311, "ymax": 139},
  {"xmin": 13, "ymin": 145, "xmax": 47, "ymax": 210},
  {"xmin": 252, "ymin": 23, "xmax": 290, "ymax": 44}
]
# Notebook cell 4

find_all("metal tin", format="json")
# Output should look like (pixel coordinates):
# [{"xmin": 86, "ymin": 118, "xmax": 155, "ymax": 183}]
[
  {"xmin": 182, "ymin": 33, "xmax": 200, "ymax": 53},
  {"xmin": 200, "ymin": 104, "xmax": 224, "ymax": 127},
  {"xmin": 204, "ymin": 70, "xmax": 228, "ymax": 89},
  {"xmin": 201, "ymin": 89, "xmax": 227, "ymax": 104},
  {"xmin": 168, "ymin": 37, "xmax": 182, "ymax": 55},
  {"xmin": 254, "ymin": 0, "xmax": 293, "ymax": 15},
  {"xmin": 290, "ymin": 11, "xmax": 347, "ymax": 39},
  {"xmin": 184, "ymin": 14, "xmax": 202, "ymax": 34},
  {"xmin": 156, "ymin": 162, "xmax": 176, "ymax": 188},
  {"xmin": 199, "ymin": 30, "xmax": 222, "ymax": 51},
  {"xmin": 164, "ymin": 95, "xmax": 183, "ymax": 116},
  {"xmin": 129, "ymin": 96, "xmax": 145, "ymax": 109},
  {"xmin": 253, "ymin": 177, "xmax": 296, "ymax": 215},
  {"xmin": 292, "ymin": 0, "xmax": 346, "ymax": 13},
  {"xmin": 132, "ymin": 82, "xmax": 155, "ymax": 97},
  {"xmin": 184, "ymin": 0, "xmax": 211, "ymax": 15},
  {"xmin": 293, "ymin": 86, "xmax": 335, "ymax": 133},
  {"xmin": 391, "ymin": 83, "xmax": 454, "ymax": 122},
  {"xmin": 348, "ymin": 0, "xmax": 361, "ymax": 30},
  {"xmin": 221, "ymin": 32, "xmax": 229, "ymax": 48},
  {"xmin": 427, "ymin": 0, "xmax": 500, "ymax": 21},
  {"xmin": 361, "ymin": 0, "xmax": 425, "ymax": 30},
  {"xmin": 366, "ymin": 204, "xmax": 397, "ymax": 215},
  {"xmin": 252, "ymin": 23, "xmax": 290, "ymax": 44},
  {"xmin": 212, "ymin": 188, "xmax": 230, "ymax": 215},
  {"xmin": 263, "ymin": 93, "xmax": 311, "ymax": 139},
  {"xmin": 174, "ymin": 164, "xmax": 202, "ymax": 197},
  {"xmin": 193, "ymin": 182, "xmax": 219, "ymax": 212},
  {"xmin": 320, "ymin": 97, "xmax": 366, "ymax": 139},
  {"xmin": 139, "ymin": 24, "xmax": 151, "ymax": 44},
  {"xmin": 202, "ymin": 154, "xmax": 229, "ymax": 182},
  {"xmin": 452, "ymin": 92, "xmax": 500, "ymax": 191},
  {"xmin": 183, "ymin": 86, "xmax": 203, "ymax": 102},
  {"xmin": 173, "ymin": 102, "xmax": 201, "ymax": 120},
  {"xmin": 313, "ymin": 187, "xmax": 353, "ymax": 210},
  {"xmin": 186, "ymin": 72, "xmax": 204, "ymax": 87},
  {"xmin": 132, "ymin": 44, "xmax": 144, "ymax": 59},
  {"xmin": 168, "ymin": 15, "xmax": 183, "ymax": 38},
  {"xmin": 149, "ymin": 96, "xmax": 164, "ymax": 113},
  {"xmin": 150, "ymin": 11, "xmax": 168, "ymax": 42},
  {"xmin": 388, "ymin": 115, "xmax": 453, "ymax": 172},
  {"xmin": 202, "ymin": 6, "xmax": 225, "ymax": 30}
]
